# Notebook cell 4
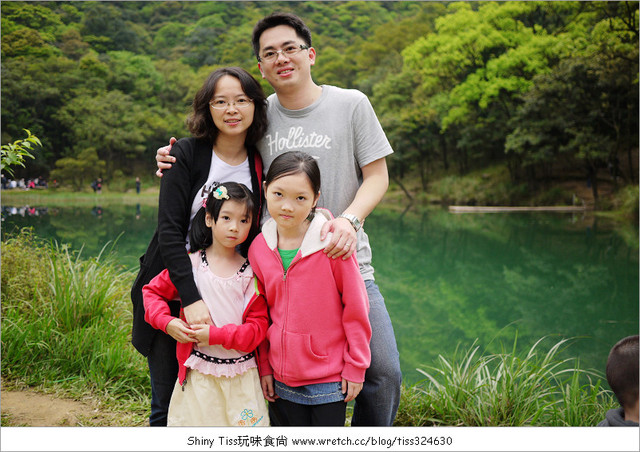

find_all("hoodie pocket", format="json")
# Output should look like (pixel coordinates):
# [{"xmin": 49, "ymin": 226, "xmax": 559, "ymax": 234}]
[{"xmin": 282, "ymin": 331, "xmax": 329, "ymax": 381}]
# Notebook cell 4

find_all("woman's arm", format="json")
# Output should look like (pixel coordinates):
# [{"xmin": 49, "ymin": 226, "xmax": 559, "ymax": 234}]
[{"xmin": 156, "ymin": 140, "xmax": 201, "ymax": 305}]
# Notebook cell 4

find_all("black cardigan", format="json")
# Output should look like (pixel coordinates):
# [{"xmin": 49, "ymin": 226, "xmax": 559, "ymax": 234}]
[{"xmin": 130, "ymin": 137, "xmax": 263, "ymax": 356}]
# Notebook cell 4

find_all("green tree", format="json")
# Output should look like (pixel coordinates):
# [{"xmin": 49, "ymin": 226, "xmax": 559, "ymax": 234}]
[
  {"xmin": 1, "ymin": 54, "xmax": 86, "ymax": 172},
  {"xmin": 152, "ymin": 22, "xmax": 188, "ymax": 60},
  {"xmin": 1, "ymin": 1, "xmax": 64, "ymax": 37},
  {"xmin": 58, "ymin": 28, "xmax": 90, "ymax": 61},
  {"xmin": 1, "ymin": 27, "xmax": 60, "ymax": 58},
  {"xmin": 50, "ymin": 148, "xmax": 106, "ymax": 191},
  {"xmin": 80, "ymin": 2, "xmax": 142, "ymax": 53},
  {"xmin": 353, "ymin": 3, "xmax": 443, "ymax": 94},
  {"xmin": 182, "ymin": 15, "xmax": 226, "ymax": 68},
  {"xmin": 104, "ymin": 51, "xmax": 163, "ymax": 102},
  {"xmin": 401, "ymin": 2, "xmax": 565, "ymax": 173},
  {"xmin": 54, "ymin": 90, "xmax": 150, "ymax": 177},
  {"xmin": 505, "ymin": 2, "xmax": 639, "ymax": 197}
]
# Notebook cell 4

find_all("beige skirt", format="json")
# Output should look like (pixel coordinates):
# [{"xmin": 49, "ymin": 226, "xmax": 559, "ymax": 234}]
[{"xmin": 167, "ymin": 367, "xmax": 270, "ymax": 427}]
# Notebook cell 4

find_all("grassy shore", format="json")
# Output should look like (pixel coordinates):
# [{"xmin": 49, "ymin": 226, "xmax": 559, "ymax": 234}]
[
  {"xmin": 1, "ymin": 228, "xmax": 617, "ymax": 426},
  {"xmin": 1, "ymin": 187, "xmax": 160, "ymax": 207},
  {"xmin": 4, "ymin": 167, "xmax": 637, "ymax": 221}
]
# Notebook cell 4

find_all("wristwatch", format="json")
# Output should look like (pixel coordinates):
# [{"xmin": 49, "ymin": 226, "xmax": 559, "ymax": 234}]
[{"xmin": 338, "ymin": 214, "xmax": 364, "ymax": 232}]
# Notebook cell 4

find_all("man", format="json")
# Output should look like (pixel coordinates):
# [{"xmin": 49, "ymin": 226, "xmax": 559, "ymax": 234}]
[{"xmin": 157, "ymin": 12, "xmax": 401, "ymax": 426}]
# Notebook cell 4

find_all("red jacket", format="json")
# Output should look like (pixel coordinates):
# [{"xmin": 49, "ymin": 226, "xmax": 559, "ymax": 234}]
[
  {"xmin": 248, "ymin": 209, "xmax": 371, "ymax": 387},
  {"xmin": 142, "ymin": 259, "xmax": 269, "ymax": 386}
]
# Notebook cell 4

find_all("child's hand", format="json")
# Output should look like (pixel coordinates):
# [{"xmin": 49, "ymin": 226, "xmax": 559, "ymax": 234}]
[
  {"xmin": 341, "ymin": 379, "xmax": 363, "ymax": 402},
  {"xmin": 190, "ymin": 324, "xmax": 211, "ymax": 347},
  {"xmin": 261, "ymin": 375, "xmax": 277, "ymax": 402},
  {"xmin": 165, "ymin": 318, "xmax": 196, "ymax": 344}
]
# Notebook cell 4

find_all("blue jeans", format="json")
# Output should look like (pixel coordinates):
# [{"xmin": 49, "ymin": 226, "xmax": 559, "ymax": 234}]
[
  {"xmin": 147, "ymin": 331, "xmax": 178, "ymax": 426},
  {"xmin": 351, "ymin": 280, "xmax": 402, "ymax": 426}
]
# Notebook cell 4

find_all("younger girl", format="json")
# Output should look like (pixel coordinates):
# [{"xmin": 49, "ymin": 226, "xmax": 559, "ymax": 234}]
[
  {"xmin": 248, "ymin": 151, "xmax": 372, "ymax": 426},
  {"xmin": 143, "ymin": 182, "xmax": 269, "ymax": 426}
]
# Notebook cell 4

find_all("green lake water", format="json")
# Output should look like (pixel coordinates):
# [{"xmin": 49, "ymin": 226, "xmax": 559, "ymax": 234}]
[{"xmin": 2, "ymin": 201, "xmax": 638, "ymax": 384}]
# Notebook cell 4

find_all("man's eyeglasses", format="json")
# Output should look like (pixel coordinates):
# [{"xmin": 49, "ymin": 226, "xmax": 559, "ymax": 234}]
[
  {"xmin": 258, "ymin": 44, "xmax": 310, "ymax": 63},
  {"xmin": 209, "ymin": 98, "xmax": 253, "ymax": 110}
]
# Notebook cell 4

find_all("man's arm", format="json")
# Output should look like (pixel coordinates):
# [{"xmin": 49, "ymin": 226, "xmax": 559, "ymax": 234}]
[
  {"xmin": 321, "ymin": 157, "xmax": 389, "ymax": 259},
  {"xmin": 155, "ymin": 137, "xmax": 177, "ymax": 177}
]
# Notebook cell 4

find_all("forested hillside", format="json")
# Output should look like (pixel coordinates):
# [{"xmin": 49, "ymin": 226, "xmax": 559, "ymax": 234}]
[{"xmin": 1, "ymin": 1, "xmax": 637, "ymax": 202}]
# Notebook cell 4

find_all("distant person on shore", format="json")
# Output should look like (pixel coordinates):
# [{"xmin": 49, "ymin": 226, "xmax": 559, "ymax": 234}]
[
  {"xmin": 91, "ymin": 178, "xmax": 102, "ymax": 193},
  {"xmin": 597, "ymin": 335, "xmax": 639, "ymax": 426},
  {"xmin": 136, "ymin": 177, "xmax": 141, "ymax": 194},
  {"xmin": 143, "ymin": 183, "xmax": 269, "ymax": 426},
  {"xmin": 130, "ymin": 67, "xmax": 267, "ymax": 427}
]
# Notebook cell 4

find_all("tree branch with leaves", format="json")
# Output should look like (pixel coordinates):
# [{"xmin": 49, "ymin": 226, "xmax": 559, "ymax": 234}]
[{"xmin": 1, "ymin": 129, "xmax": 41, "ymax": 177}]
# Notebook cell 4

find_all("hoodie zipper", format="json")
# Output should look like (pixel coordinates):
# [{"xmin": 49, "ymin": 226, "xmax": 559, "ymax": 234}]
[
  {"xmin": 282, "ymin": 255, "xmax": 301, "ymax": 281},
  {"xmin": 276, "ymin": 248, "xmax": 302, "ymax": 379}
]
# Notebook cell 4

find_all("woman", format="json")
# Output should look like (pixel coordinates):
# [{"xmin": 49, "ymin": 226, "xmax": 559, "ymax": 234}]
[{"xmin": 131, "ymin": 67, "xmax": 267, "ymax": 426}]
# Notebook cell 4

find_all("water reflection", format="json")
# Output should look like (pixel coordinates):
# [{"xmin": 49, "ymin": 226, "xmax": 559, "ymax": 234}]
[
  {"xmin": 366, "ymin": 208, "xmax": 638, "ymax": 382},
  {"xmin": 1, "ymin": 203, "xmax": 157, "ymax": 270},
  {"xmin": 91, "ymin": 206, "xmax": 104, "ymax": 218},
  {"xmin": 2, "ymin": 205, "xmax": 50, "ymax": 217}
]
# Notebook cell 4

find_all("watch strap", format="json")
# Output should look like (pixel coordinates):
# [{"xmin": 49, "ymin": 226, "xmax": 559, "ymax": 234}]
[{"xmin": 338, "ymin": 213, "xmax": 363, "ymax": 232}]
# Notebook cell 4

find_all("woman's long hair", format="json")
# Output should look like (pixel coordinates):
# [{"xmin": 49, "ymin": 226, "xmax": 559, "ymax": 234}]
[
  {"xmin": 189, "ymin": 182, "xmax": 259, "ymax": 257},
  {"xmin": 186, "ymin": 67, "xmax": 268, "ymax": 148}
]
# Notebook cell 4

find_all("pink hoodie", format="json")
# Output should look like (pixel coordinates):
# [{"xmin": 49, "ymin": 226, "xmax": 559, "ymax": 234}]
[{"xmin": 248, "ymin": 209, "xmax": 371, "ymax": 387}]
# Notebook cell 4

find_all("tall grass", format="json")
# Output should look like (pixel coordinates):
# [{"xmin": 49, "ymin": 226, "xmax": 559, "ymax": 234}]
[
  {"xmin": 395, "ymin": 336, "xmax": 617, "ymax": 426},
  {"xmin": 47, "ymin": 240, "xmax": 124, "ymax": 331},
  {"xmin": 1, "ymin": 228, "xmax": 150, "ymax": 424}
]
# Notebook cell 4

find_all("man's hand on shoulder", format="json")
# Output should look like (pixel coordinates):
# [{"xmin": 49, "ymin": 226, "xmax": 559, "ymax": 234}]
[
  {"xmin": 320, "ymin": 217, "xmax": 357, "ymax": 260},
  {"xmin": 155, "ymin": 137, "xmax": 177, "ymax": 177}
]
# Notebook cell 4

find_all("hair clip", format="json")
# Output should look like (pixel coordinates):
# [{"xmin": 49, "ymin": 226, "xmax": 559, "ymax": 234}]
[
  {"xmin": 202, "ymin": 198, "xmax": 207, "ymax": 209},
  {"xmin": 213, "ymin": 186, "xmax": 229, "ymax": 200}
]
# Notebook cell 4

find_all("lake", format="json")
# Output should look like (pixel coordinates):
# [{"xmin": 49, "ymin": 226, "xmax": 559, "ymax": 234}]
[{"xmin": 2, "ymin": 200, "xmax": 638, "ymax": 384}]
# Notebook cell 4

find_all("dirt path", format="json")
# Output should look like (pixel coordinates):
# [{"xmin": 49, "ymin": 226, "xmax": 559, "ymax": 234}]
[{"xmin": 1, "ymin": 388, "xmax": 140, "ymax": 427}]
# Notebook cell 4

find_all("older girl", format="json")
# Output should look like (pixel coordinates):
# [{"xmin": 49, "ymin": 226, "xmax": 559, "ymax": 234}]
[{"xmin": 249, "ymin": 151, "xmax": 371, "ymax": 426}]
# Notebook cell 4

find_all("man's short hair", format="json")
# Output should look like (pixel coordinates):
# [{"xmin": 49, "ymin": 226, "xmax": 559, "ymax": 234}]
[
  {"xmin": 606, "ymin": 335, "xmax": 639, "ymax": 408},
  {"xmin": 252, "ymin": 12, "xmax": 312, "ymax": 59}
]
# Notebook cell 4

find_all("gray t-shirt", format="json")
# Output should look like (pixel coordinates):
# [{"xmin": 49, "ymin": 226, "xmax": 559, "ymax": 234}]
[{"xmin": 258, "ymin": 85, "xmax": 394, "ymax": 280}]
